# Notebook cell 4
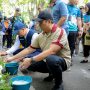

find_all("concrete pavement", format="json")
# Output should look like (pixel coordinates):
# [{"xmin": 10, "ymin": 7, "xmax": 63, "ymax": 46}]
[
  {"xmin": 1, "ymin": 43, "xmax": 90, "ymax": 90},
  {"xmin": 30, "ymin": 53, "xmax": 90, "ymax": 90}
]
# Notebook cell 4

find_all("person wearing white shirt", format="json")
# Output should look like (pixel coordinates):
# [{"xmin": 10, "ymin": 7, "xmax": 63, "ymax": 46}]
[{"xmin": 0, "ymin": 21, "xmax": 41, "ymax": 58}]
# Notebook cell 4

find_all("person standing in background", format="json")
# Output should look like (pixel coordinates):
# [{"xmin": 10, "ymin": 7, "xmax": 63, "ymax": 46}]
[
  {"xmin": 49, "ymin": 0, "xmax": 69, "ymax": 35},
  {"xmin": 74, "ymin": 6, "xmax": 85, "ymax": 55},
  {"xmin": 10, "ymin": 8, "xmax": 24, "ymax": 43},
  {"xmin": 67, "ymin": 0, "xmax": 83, "ymax": 61},
  {"xmin": 80, "ymin": 2, "xmax": 90, "ymax": 63},
  {"xmin": 2, "ymin": 16, "xmax": 12, "ymax": 48}
]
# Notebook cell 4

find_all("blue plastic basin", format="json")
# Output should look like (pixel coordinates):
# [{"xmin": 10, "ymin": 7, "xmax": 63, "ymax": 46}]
[
  {"xmin": 10, "ymin": 76, "xmax": 32, "ymax": 90},
  {"xmin": 5, "ymin": 62, "xmax": 19, "ymax": 75}
]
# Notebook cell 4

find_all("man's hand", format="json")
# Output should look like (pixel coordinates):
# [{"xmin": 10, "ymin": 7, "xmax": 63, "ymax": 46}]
[
  {"xmin": 19, "ymin": 58, "xmax": 31, "ymax": 70},
  {"xmin": 0, "ymin": 51, "xmax": 7, "ymax": 56},
  {"xmin": 78, "ymin": 31, "xmax": 83, "ymax": 38},
  {"xmin": 4, "ymin": 56, "xmax": 24, "ymax": 63},
  {"xmin": 78, "ymin": 28, "xmax": 83, "ymax": 38},
  {"xmin": 4, "ymin": 57, "xmax": 13, "ymax": 62}
]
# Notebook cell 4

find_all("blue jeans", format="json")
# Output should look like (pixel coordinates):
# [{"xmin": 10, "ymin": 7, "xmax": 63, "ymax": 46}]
[{"xmin": 27, "ymin": 55, "xmax": 67, "ymax": 85}]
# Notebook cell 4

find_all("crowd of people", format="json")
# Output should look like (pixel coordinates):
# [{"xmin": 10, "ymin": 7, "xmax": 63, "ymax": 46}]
[{"xmin": 0, "ymin": 0, "xmax": 90, "ymax": 90}]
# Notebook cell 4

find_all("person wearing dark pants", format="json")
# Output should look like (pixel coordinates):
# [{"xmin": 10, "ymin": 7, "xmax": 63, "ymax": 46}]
[
  {"xmin": 80, "ymin": 38, "xmax": 90, "ymax": 63},
  {"xmin": 68, "ymin": 31, "xmax": 77, "ymax": 57},
  {"xmin": 27, "ymin": 55, "xmax": 67, "ymax": 89},
  {"xmin": 2, "ymin": 17, "xmax": 12, "ymax": 48},
  {"xmin": 3, "ymin": 34, "xmax": 12, "ymax": 48},
  {"xmin": 80, "ymin": 2, "xmax": 90, "ymax": 63},
  {"xmin": 4, "ymin": 10, "xmax": 71, "ymax": 90},
  {"xmin": 83, "ymin": 45, "xmax": 90, "ymax": 59},
  {"xmin": 67, "ymin": 0, "xmax": 83, "ymax": 62}
]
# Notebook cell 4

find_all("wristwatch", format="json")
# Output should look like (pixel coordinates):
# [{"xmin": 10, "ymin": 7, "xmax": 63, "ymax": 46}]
[{"xmin": 30, "ymin": 57, "xmax": 36, "ymax": 64}]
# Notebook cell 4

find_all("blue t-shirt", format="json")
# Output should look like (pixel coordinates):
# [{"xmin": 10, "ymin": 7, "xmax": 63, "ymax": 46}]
[
  {"xmin": 67, "ymin": 4, "xmax": 81, "ymax": 31},
  {"xmin": 83, "ymin": 14, "xmax": 90, "ymax": 23},
  {"xmin": 52, "ymin": 0, "xmax": 68, "ymax": 30}
]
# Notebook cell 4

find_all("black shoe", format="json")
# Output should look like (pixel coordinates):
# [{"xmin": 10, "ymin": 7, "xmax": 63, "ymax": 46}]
[
  {"xmin": 52, "ymin": 83, "xmax": 64, "ymax": 90},
  {"xmin": 43, "ymin": 75, "xmax": 53, "ymax": 82},
  {"xmin": 88, "ymin": 68, "xmax": 90, "ymax": 70},
  {"xmin": 80, "ymin": 60, "xmax": 88, "ymax": 63}
]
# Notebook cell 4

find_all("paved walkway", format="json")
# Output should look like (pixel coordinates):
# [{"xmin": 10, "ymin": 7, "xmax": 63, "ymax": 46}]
[
  {"xmin": 29, "ymin": 53, "xmax": 90, "ymax": 90},
  {"xmin": 30, "ymin": 42, "xmax": 90, "ymax": 90},
  {"xmin": 1, "ymin": 43, "xmax": 90, "ymax": 90}
]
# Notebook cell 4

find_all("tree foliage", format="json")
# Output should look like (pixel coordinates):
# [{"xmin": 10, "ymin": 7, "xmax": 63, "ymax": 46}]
[
  {"xmin": 84, "ymin": 0, "xmax": 89, "ymax": 3},
  {"xmin": 0, "ymin": 0, "xmax": 89, "ymax": 22}
]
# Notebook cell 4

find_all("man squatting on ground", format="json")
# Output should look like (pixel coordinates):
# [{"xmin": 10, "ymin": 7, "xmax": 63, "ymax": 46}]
[{"xmin": 4, "ymin": 10, "xmax": 71, "ymax": 90}]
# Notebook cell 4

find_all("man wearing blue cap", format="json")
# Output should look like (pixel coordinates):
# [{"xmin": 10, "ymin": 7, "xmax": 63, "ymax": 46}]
[
  {"xmin": 4, "ymin": 10, "xmax": 71, "ymax": 90},
  {"xmin": 0, "ymin": 21, "xmax": 41, "ymax": 58}
]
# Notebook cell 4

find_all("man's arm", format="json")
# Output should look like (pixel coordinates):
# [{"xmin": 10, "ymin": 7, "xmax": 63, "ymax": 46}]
[
  {"xmin": 20, "ymin": 44, "xmax": 61, "ymax": 70},
  {"xmin": 77, "ymin": 9, "xmax": 83, "ymax": 35},
  {"xmin": 33, "ymin": 44, "xmax": 61, "ymax": 61},
  {"xmin": 57, "ymin": 2, "xmax": 68, "ymax": 27},
  {"xmin": 77, "ymin": 17, "xmax": 83, "ymax": 32},
  {"xmin": 57, "ymin": 16, "xmax": 67, "ymax": 27},
  {"xmin": 5, "ymin": 46, "xmax": 36, "ymax": 62},
  {"xmin": 6, "ymin": 35, "xmax": 20, "ymax": 54},
  {"xmin": 77, "ymin": 17, "xmax": 83, "ymax": 37}
]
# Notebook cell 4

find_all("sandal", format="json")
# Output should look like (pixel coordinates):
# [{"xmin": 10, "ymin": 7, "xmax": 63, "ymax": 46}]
[{"xmin": 80, "ymin": 60, "xmax": 88, "ymax": 63}]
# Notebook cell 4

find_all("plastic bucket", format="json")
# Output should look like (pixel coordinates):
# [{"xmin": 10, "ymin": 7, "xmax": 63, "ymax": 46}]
[
  {"xmin": 5, "ymin": 61, "xmax": 19, "ymax": 75},
  {"xmin": 10, "ymin": 76, "xmax": 32, "ymax": 90}
]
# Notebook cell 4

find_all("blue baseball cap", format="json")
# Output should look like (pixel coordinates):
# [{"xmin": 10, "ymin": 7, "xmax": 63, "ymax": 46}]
[
  {"xmin": 34, "ymin": 10, "xmax": 53, "ymax": 22},
  {"xmin": 13, "ymin": 21, "xmax": 26, "ymax": 34}
]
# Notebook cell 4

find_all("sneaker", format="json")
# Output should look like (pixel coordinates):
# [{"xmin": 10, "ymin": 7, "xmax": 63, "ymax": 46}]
[
  {"xmin": 43, "ymin": 75, "xmax": 53, "ymax": 82},
  {"xmin": 80, "ymin": 60, "xmax": 88, "ymax": 63},
  {"xmin": 52, "ymin": 83, "xmax": 64, "ymax": 90},
  {"xmin": 67, "ymin": 67, "xmax": 71, "ymax": 71},
  {"xmin": 73, "ymin": 54, "xmax": 77, "ymax": 57}
]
